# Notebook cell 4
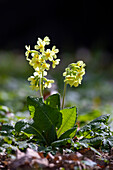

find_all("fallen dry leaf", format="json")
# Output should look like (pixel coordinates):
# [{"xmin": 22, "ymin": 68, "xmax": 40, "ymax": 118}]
[{"xmin": 9, "ymin": 148, "xmax": 49, "ymax": 170}]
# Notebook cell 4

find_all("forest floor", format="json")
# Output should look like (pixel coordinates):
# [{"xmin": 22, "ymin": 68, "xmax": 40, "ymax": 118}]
[{"xmin": 1, "ymin": 147, "xmax": 113, "ymax": 169}]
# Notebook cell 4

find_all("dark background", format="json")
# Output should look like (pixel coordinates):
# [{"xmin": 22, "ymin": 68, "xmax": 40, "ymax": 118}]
[{"xmin": 0, "ymin": 0, "xmax": 113, "ymax": 52}]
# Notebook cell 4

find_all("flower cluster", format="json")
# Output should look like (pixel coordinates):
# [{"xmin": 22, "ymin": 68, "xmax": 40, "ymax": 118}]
[
  {"xmin": 25, "ymin": 36, "xmax": 60, "ymax": 91},
  {"xmin": 63, "ymin": 61, "xmax": 86, "ymax": 87}
]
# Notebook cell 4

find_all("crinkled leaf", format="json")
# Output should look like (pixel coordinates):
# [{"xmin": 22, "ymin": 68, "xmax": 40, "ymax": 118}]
[
  {"xmin": 17, "ymin": 141, "xmax": 29, "ymax": 149},
  {"xmin": 90, "ymin": 114, "xmax": 110, "ymax": 124},
  {"xmin": 1, "ymin": 123, "xmax": 14, "ymax": 135},
  {"xmin": 80, "ymin": 136, "xmax": 103, "ymax": 147},
  {"xmin": 2, "ymin": 144, "xmax": 17, "ymax": 151},
  {"xmin": 1, "ymin": 123, "xmax": 14, "ymax": 131},
  {"xmin": 107, "ymin": 136, "xmax": 113, "ymax": 147},
  {"xmin": 15, "ymin": 120, "xmax": 28, "ymax": 133},
  {"xmin": 57, "ymin": 106, "xmax": 77, "ymax": 138},
  {"xmin": 76, "ymin": 114, "xmax": 112, "ymax": 151},
  {"xmin": 77, "ymin": 114, "xmax": 110, "ymax": 138},
  {"xmin": 102, "ymin": 136, "xmax": 113, "ymax": 152},
  {"xmin": 28, "ymin": 143, "xmax": 38, "ymax": 151}
]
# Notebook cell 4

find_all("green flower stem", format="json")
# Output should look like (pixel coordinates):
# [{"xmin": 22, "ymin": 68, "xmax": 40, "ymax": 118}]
[
  {"xmin": 40, "ymin": 71, "xmax": 44, "ymax": 99},
  {"xmin": 41, "ymin": 71, "xmax": 44, "ymax": 97},
  {"xmin": 62, "ymin": 82, "xmax": 67, "ymax": 109},
  {"xmin": 40, "ymin": 78, "xmax": 42, "ymax": 97}
]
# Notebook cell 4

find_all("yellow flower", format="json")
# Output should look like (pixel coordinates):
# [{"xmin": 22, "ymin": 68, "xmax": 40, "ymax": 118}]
[
  {"xmin": 43, "ymin": 49, "xmax": 54, "ymax": 61},
  {"xmin": 34, "ymin": 38, "xmax": 45, "ymax": 52},
  {"xmin": 64, "ymin": 75, "xmax": 76, "ymax": 87},
  {"xmin": 25, "ymin": 45, "xmax": 31, "ymax": 61},
  {"xmin": 44, "ymin": 79, "xmax": 54, "ymax": 88},
  {"xmin": 34, "ymin": 36, "xmax": 50, "ymax": 52},
  {"xmin": 29, "ymin": 56, "xmax": 41, "ymax": 69},
  {"xmin": 34, "ymin": 71, "xmax": 47, "ymax": 77},
  {"xmin": 63, "ymin": 60, "xmax": 86, "ymax": 87},
  {"xmin": 52, "ymin": 59, "xmax": 60, "ymax": 68},
  {"xmin": 52, "ymin": 46, "xmax": 59, "ymax": 59},
  {"xmin": 44, "ymin": 36, "xmax": 50, "ymax": 45},
  {"xmin": 41, "ymin": 62, "xmax": 50, "ymax": 71},
  {"xmin": 28, "ymin": 76, "xmax": 35, "ymax": 85},
  {"xmin": 52, "ymin": 46, "xmax": 59, "ymax": 53},
  {"xmin": 28, "ymin": 76, "xmax": 39, "ymax": 91},
  {"xmin": 73, "ymin": 81, "xmax": 79, "ymax": 87},
  {"xmin": 77, "ymin": 60, "xmax": 86, "ymax": 67},
  {"xmin": 25, "ymin": 36, "xmax": 60, "ymax": 92}
]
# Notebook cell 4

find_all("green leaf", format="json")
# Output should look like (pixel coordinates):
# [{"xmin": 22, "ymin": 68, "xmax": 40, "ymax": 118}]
[
  {"xmin": 4, "ymin": 137, "xmax": 13, "ymax": 144},
  {"xmin": 57, "ymin": 106, "xmax": 77, "ymax": 138},
  {"xmin": 59, "ymin": 126, "xmax": 77, "ymax": 140},
  {"xmin": 77, "ymin": 114, "xmax": 110, "ymax": 138},
  {"xmin": 15, "ymin": 120, "xmax": 47, "ymax": 144},
  {"xmin": 1, "ymin": 123, "xmax": 14, "ymax": 135},
  {"xmin": 76, "ymin": 114, "xmax": 112, "ymax": 151},
  {"xmin": 27, "ymin": 96, "xmax": 62, "ymax": 145},
  {"xmin": 90, "ymin": 114, "xmax": 110, "ymax": 124},
  {"xmin": 80, "ymin": 137, "xmax": 103, "ymax": 147},
  {"xmin": 102, "ymin": 136, "xmax": 113, "ymax": 152},
  {"xmin": 2, "ymin": 144, "xmax": 17, "ymax": 151},
  {"xmin": 51, "ymin": 138, "xmax": 72, "ymax": 147},
  {"xmin": 45, "ymin": 93, "xmax": 60, "ymax": 110},
  {"xmin": 1, "ymin": 123, "xmax": 14, "ymax": 131},
  {"xmin": 15, "ymin": 120, "xmax": 28, "ymax": 133},
  {"xmin": 17, "ymin": 141, "xmax": 29, "ymax": 149},
  {"xmin": 28, "ymin": 105, "xmax": 35, "ymax": 118},
  {"xmin": 27, "ymin": 96, "xmax": 62, "ymax": 129},
  {"xmin": 28, "ymin": 143, "xmax": 38, "ymax": 151},
  {"xmin": 107, "ymin": 136, "xmax": 113, "ymax": 147}
]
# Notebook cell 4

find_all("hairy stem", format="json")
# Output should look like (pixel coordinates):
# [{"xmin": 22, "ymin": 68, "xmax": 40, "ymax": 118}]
[
  {"xmin": 40, "ymin": 71, "xmax": 44, "ymax": 99},
  {"xmin": 62, "ymin": 82, "xmax": 67, "ymax": 109}
]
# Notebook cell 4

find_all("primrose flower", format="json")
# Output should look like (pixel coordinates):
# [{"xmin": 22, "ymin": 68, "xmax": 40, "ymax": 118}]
[
  {"xmin": 34, "ymin": 36, "xmax": 50, "ymax": 52},
  {"xmin": 41, "ymin": 62, "xmax": 50, "ymax": 71},
  {"xmin": 44, "ymin": 36, "xmax": 50, "ymax": 45},
  {"xmin": 29, "ymin": 56, "xmax": 41, "ymax": 69},
  {"xmin": 25, "ymin": 45, "xmax": 31, "ymax": 61},
  {"xmin": 34, "ymin": 70, "xmax": 47, "ymax": 78},
  {"xmin": 63, "ymin": 60, "xmax": 86, "ymax": 87},
  {"xmin": 64, "ymin": 75, "xmax": 76, "ymax": 87},
  {"xmin": 43, "ymin": 49, "xmax": 54, "ymax": 61},
  {"xmin": 25, "ymin": 36, "xmax": 60, "ymax": 93},
  {"xmin": 52, "ymin": 59, "xmax": 60, "ymax": 68},
  {"xmin": 52, "ymin": 46, "xmax": 59, "ymax": 59},
  {"xmin": 44, "ymin": 79, "xmax": 54, "ymax": 88},
  {"xmin": 28, "ymin": 76, "xmax": 40, "ymax": 91},
  {"xmin": 34, "ymin": 38, "xmax": 45, "ymax": 52}
]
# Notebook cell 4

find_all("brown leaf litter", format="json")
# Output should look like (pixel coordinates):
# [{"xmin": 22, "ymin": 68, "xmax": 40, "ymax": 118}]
[{"xmin": 1, "ymin": 147, "xmax": 113, "ymax": 169}]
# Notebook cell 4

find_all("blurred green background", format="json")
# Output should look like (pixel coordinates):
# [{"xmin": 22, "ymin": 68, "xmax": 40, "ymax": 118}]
[
  {"xmin": 0, "ymin": 48, "xmax": 113, "ymax": 129},
  {"xmin": 0, "ymin": 1, "xmax": 113, "ymax": 129}
]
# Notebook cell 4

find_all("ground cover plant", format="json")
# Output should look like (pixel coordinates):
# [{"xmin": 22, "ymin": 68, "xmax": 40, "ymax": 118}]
[{"xmin": 0, "ymin": 37, "xmax": 113, "ymax": 169}]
